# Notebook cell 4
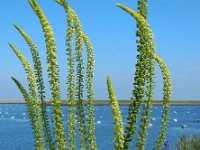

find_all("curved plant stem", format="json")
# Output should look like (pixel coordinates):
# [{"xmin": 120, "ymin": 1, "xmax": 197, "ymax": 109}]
[
  {"xmin": 54, "ymin": 1, "xmax": 86, "ymax": 149},
  {"xmin": 9, "ymin": 43, "xmax": 45, "ymax": 150},
  {"xmin": 116, "ymin": 3, "xmax": 172, "ymax": 150},
  {"xmin": 73, "ymin": 12, "xmax": 86, "ymax": 150},
  {"xmin": 120, "ymin": 1, "xmax": 151, "ymax": 148},
  {"xmin": 14, "ymin": 24, "xmax": 55, "ymax": 150},
  {"xmin": 83, "ymin": 33, "xmax": 97, "ymax": 150},
  {"xmin": 152, "ymin": 53, "xmax": 171, "ymax": 150},
  {"xmin": 72, "ymin": 10, "xmax": 96, "ymax": 149},
  {"xmin": 107, "ymin": 76, "xmax": 124, "ymax": 150},
  {"xmin": 11, "ymin": 77, "xmax": 44, "ymax": 149},
  {"xmin": 28, "ymin": 0, "xmax": 66, "ymax": 149},
  {"xmin": 55, "ymin": 0, "xmax": 77, "ymax": 149},
  {"xmin": 135, "ymin": 1, "xmax": 155, "ymax": 149},
  {"xmin": 55, "ymin": 1, "xmax": 96, "ymax": 149}
]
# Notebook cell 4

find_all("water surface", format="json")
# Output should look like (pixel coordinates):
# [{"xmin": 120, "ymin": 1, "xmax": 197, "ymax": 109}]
[{"xmin": 0, "ymin": 104, "xmax": 199, "ymax": 149}]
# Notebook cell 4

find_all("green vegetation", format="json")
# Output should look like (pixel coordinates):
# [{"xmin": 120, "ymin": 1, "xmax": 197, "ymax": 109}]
[
  {"xmin": 107, "ymin": 1, "xmax": 172, "ymax": 150},
  {"xmin": 13, "ymin": 24, "xmax": 54, "ymax": 149},
  {"xmin": 175, "ymin": 135, "xmax": 200, "ymax": 150},
  {"xmin": 9, "ymin": 43, "xmax": 45, "ymax": 149},
  {"xmin": 10, "ymin": 0, "xmax": 173, "ymax": 150},
  {"xmin": 10, "ymin": 0, "xmax": 96, "ymax": 149},
  {"xmin": 107, "ymin": 76, "xmax": 124, "ymax": 149},
  {"xmin": 28, "ymin": 0, "xmax": 66, "ymax": 148}
]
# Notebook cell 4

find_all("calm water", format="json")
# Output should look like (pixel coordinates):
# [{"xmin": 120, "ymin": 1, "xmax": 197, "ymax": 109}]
[{"xmin": 0, "ymin": 104, "xmax": 199, "ymax": 150}]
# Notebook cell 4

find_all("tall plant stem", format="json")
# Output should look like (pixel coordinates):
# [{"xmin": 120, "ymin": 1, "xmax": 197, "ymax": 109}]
[
  {"xmin": 74, "ymin": 14, "xmax": 86, "ymax": 150},
  {"xmin": 55, "ymin": 0, "xmax": 77, "ymax": 149},
  {"xmin": 14, "ymin": 24, "xmax": 55, "ymax": 150},
  {"xmin": 55, "ymin": 1, "xmax": 96, "ymax": 149},
  {"xmin": 9, "ymin": 43, "xmax": 45, "ymax": 150},
  {"xmin": 116, "ymin": 3, "xmax": 172, "ymax": 150},
  {"xmin": 107, "ymin": 76, "xmax": 124, "ymax": 150},
  {"xmin": 11, "ymin": 77, "xmax": 45, "ymax": 149},
  {"xmin": 28, "ymin": 0, "xmax": 66, "ymax": 149},
  {"xmin": 65, "ymin": 3, "xmax": 87, "ymax": 150},
  {"xmin": 83, "ymin": 33, "xmax": 97, "ymax": 150},
  {"xmin": 135, "ymin": 0, "xmax": 155, "ymax": 149},
  {"xmin": 122, "ymin": 1, "xmax": 150, "ymax": 148}
]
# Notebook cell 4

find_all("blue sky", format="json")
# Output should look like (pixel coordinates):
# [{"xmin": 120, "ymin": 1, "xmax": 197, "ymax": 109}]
[{"xmin": 0, "ymin": 0, "xmax": 200, "ymax": 100}]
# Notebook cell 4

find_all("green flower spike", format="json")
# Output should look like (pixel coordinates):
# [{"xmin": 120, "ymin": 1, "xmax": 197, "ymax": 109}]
[
  {"xmin": 11, "ymin": 77, "xmax": 44, "ymax": 150},
  {"xmin": 107, "ymin": 76, "xmax": 124, "ymax": 150},
  {"xmin": 71, "ymin": 10, "xmax": 96, "ymax": 149},
  {"xmin": 14, "ymin": 24, "xmax": 55, "ymax": 150},
  {"xmin": 28, "ymin": 0, "xmax": 66, "ymax": 149},
  {"xmin": 55, "ymin": 0, "xmax": 77, "ymax": 149},
  {"xmin": 55, "ymin": 1, "xmax": 97, "ymax": 149},
  {"xmin": 69, "ymin": 5, "xmax": 97, "ymax": 150},
  {"xmin": 73, "ymin": 12, "xmax": 87, "ymax": 150},
  {"xmin": 9, "ymin": 43, "xmax": 45, "ymax": 150},
  {"xmin": 83, "ymin": 33, "xmax": 97, "ymax": 150},
  {"xmin": 121, "ymin": 0, "xmax": 155, "ymax": 148},
  {"xmin": 116, "ymin": 3, "xmax": 172, "ymax": 150},
  {"xmin": 135, "ymin": 0, "xmax": 156, "ymax": 149}
]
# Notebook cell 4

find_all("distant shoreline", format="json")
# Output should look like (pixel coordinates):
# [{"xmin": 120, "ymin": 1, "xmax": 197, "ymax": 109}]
[{"xmin": 0, "ymin": 100, "xmax": 200, "ymax": 106}]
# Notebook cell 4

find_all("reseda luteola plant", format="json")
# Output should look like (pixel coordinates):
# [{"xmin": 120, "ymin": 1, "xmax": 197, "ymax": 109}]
[
  {"xmin": 9, "ymin": 44, "xmax": 45, "ymax": 149},
  {"xmin": 107, "ymin": 1, "xmax": 172, "ymax": 150},
  {"xmin": 55, "ymin": 0, "xmax": 97, "ymax": 149},
  {"xmin": 10, "ymin": 0, "xmax": 96, "ymax": 149},
  {"xmin": 10, "ymin": 0, "xmax": 171, "ymax": 149},
  {"xmin": 13, "ymin": 24, "xmax": 55, "ymax": 149},
  {"xmin": 122, "ymin": 1, "xmax": 156, "ymax": 149}
]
